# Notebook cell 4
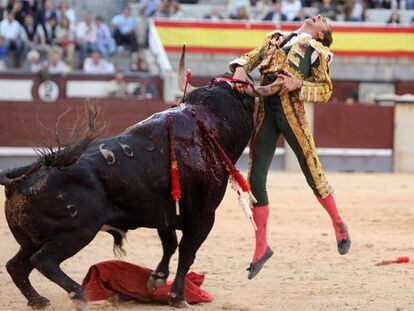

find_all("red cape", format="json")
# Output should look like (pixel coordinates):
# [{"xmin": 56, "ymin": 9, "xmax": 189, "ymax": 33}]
[{"xmin": 82, "ymin": 260, "xmax": 213, "ymax": 304}]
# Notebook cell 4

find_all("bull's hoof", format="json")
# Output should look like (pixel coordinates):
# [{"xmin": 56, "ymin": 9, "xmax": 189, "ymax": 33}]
[
  {"xmin": 169, "ymin": 299, "xmax": 191, "ymax": 309},
  {"xmin": 337, "ymin": 224, "xmax": 351, "ymax": 255},
  {"xmin": 27, "ymin": 296, "xmax": 50, "ymax": 309},
  {"xmin": 247, "ymin": 246, "xmax": 273, "ymax": 280},
  {"xmin": 147, "ymin": 272, "xmax": 167, "ymax": 292}
]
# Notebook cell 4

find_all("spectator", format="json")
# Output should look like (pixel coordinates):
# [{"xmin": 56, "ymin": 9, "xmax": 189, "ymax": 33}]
[
  {"xmin": 139, "ymin": 0, "xmax": 160, "ymax": 17},
  {"xmin": 75, "ymin": 14, "xmax": 97, "ymax": 65},
  {"xmin": 170, "ymin": 2, "xmax": 184, "ymax": 19},
  {"xmin": 45, "ymin": 49, "xmax": 67, "ymax": 74},
  {"xmin": 345, "ymin": 90, "xmax": 358, "ymax": 105},
  {"xmin": 293, "ymin": 7, "xmax": 309, "ymax": 21},
  {"xmin": 23, "ymin": 49, "xmax": 42, "ymax": 72},
  {"xmin": 343, "ymin": 0, "xmax": 366, "ymax": 21},
  {"xmin": 153, "ymin": 1, "xmax": 170, "ymax": 18},
  {"xmin": 231, "ymin": 6, "xmax": 249, "ymax": 20},
  {"xmin": 7, "ymin": 0, "xmax": 28, "ymax": 25},
  {"xmin": 108, "ymin": 73, "xmax": 129, "ymax": 97},
  {"xmin": 0, "ymin": 36, "xmax": 8, "ymax": 71},
  {"xmin": 0, "ymin": 12, "xmax": 23, "ymax": 67},
  {"xmin": 368, "ymin": 0, "xmax": 393, "ymax": 8},
  {"xmin": 227, "ymin": 0, "xmax": 251, "ymax": 19},
  {"xmin": 386, "ymin": 11, "xmax": 400, "ymax": 24},
  {"xmin": 255, "ymin": 0, "xmax": 274, "ymax": 20},
  {"xmin": 133, "ymin": 79, "xmax": 159, "ymax": 99},
  {"xmin": 37, "ymin": 0, "xmax": 57, "ymax": 26},
  {"xmin": 318, "ymin": 0, "xmax": 339, "ymax": 21},
  {"xmin": 204, "ymin": 6, "xmax": 224, "ymax": 21},
  {"xmin": 55, "ymin": 15, "xmax": 75, "ymax": 65},
  {"xmin": 83, "ymin": 51, "xmax": 115, "ymax": 74},
  {"xmin": 57, "ymin": 0, "xmax": 76, "ymax": 26},
  {"xmin": 95, "ymin": 16, "xmax": 116, "ymax": 59},
  {"xmin": 21, "ymin": 14, "xmax": 46, "ymax": 52},
  {"xmin": 43, "ymin": 16, "xmax": 57, "ymax": 46},
  {"xmin": 281, "ymin": 0, "xmax": 302, "ymax": 21},
  {"xmin": 130, "ymin": 51, "xmax": 149, "ymax": 71},
  {"xmin": 263, "ymin": 3, "xmax": 287, "ymax": 21},
  {"xmin": 111, "ymin": 5, "xmax": 138, "ymax": 52},
  {"xmin": 26, "ymin": 0, "xmax": 39, "ymax": 14}
]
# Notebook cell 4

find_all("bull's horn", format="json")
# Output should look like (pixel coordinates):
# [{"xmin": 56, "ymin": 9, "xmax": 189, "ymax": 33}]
[
  {"xmin": 0, "ymin": 170, "xmax": 13, "ymax": 186},
  {"xmin": 178, "ymin": 45, "xmax": 197, "ymax": 93},
  {"xmin": 0, "ymin": 162, "xmax": 41, "ymax": 186}
]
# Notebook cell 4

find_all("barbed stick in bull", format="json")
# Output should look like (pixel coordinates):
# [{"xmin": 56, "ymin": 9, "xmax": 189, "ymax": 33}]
[
  {"xmin": 197, "ymin": 118, "xmax": 258, "ymax": 231},
  {"xmin": 167, "ymin": 115, "xmax": 181, "ymax": 215}
]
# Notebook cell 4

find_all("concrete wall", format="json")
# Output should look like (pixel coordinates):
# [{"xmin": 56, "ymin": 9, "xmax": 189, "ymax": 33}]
[{"xmin": 394, "ymin": 103, "xmax": 414, "ymax": 173}]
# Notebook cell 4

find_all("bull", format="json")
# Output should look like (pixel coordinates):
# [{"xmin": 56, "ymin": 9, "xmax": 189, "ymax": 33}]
[{"xmin": 0, "ymin": 50, "xmax": 280, "ymax": 309}]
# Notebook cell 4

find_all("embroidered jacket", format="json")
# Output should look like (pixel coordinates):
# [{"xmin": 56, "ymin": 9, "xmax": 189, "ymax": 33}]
[{"xmin": 229, "ymin": 31, "xmax": 334, "ymax": 104}]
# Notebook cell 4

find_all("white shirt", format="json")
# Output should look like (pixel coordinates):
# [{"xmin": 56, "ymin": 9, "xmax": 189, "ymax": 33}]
[
  {"xmin": 281, "ymin": 0, "xmax": 301, "ymax": 21},
  {"xmin": 0, "ymin": 19, "xmax": 21, "ymax": 40},
  {"xmin": 47, "ymin": 61, "xmax": 67, "ymax": 74},
  {"xmin": 75, "ymin": 22, "xmax": 97, "ymax": 44},
  {"xmin": 83, "ymin": 58, "xmax": 115, "ymax": 74},
  {"xmin": 286, "ymin": 32, "xmax": 323, "ymax": 64}
]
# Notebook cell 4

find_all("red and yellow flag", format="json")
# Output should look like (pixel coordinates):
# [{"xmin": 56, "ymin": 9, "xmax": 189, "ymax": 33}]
[{"xmin": 155, "ymin": 20, "xmax": 414, "ymax": 57}]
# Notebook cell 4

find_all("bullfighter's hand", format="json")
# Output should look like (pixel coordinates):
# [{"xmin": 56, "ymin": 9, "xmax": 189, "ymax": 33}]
[
  {"xmin": 233, "ymin": 66, "xmax": 249, "ymax": 93},
  {"xmin": 276, "ymin": 73, "xmax": 303, "ymax": 96}
]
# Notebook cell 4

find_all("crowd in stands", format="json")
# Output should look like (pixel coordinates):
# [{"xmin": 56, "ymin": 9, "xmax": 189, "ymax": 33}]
[
  {"xmin": 139, "ymin": 0, "xmax": 414, "ymax": 23},
  {"xmin": 0, "ymin": 1, "xmax": 147, "ymax": 76}
]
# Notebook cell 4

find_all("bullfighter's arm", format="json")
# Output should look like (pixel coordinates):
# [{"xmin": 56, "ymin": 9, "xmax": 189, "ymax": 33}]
[
  {"xmin": 280, "ymin": 38, "xmax": 333, "ymax": 103},
  {"xmin": 299, "ymin": 56, "xmax": 333, "ymax": 104},
  {"xmin": 229, "ymin": 31, "xmax": 283, "ymax": 74}
]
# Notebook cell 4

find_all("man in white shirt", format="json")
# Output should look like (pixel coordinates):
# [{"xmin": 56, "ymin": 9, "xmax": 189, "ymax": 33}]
[
  {"xmin": 281, "ymin": 0, "xmax": 302, "ymax": 21},
  {"xmin": 0, "ymin": 12, "xmax": 23, "ymax": 67},
  {"xmin": 75, "ymin": 14, "xmax": 97, "ymax": 65},
  {"xmin": 95, "ymin": 16, "xmax": 116, "ymax": 59},
  {"xmin": 111, "ymin": 5, "xmax": 138, "ymax": 52},
  {"xmin": 46, "ymin": 49, "xmax": 67, "ymax": 74},
  {"xmin": 83, "ymin": 51, "xmax": 115, "ymax": 74}
]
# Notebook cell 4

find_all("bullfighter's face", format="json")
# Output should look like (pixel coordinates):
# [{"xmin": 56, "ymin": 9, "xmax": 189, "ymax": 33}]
[
  {"xmin": 302, "ymin": 15, "xmax": 333, "ymax": 47},
  {"xmin": 304, "ymin": 15, "xmax": 330, "ymax": 33}
]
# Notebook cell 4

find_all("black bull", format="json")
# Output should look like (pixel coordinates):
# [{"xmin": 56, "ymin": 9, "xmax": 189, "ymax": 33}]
[{"xmin": 0, "ymin": 77, "xmax": 255, "ymax": 309}]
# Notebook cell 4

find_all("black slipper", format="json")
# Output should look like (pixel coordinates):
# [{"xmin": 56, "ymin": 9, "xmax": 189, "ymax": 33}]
[
  {"xmin": 247, "ymin": 246, "xmax": 274, "ymax": 280},
  {"xmin": 337, "ymin": 224, "xmax": 351, "ymax": 255}
]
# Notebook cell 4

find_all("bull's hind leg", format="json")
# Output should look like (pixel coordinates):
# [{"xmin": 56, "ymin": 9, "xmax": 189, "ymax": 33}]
[
  {"xmin": 170, "ymin": 213, "xmax": 215, "ymax": 308},
  {"xmin": 6, "ymin": 247, "xmax": 50, "ymax": 309},
  {"xmin": 147, "ymin": 229, "xmax": 178, "ymax": 291},
  {"xmin": 30, "ymin": 227, "xmax": 100, "ymax": 311}
]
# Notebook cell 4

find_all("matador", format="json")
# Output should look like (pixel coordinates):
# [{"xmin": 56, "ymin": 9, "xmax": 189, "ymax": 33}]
[{"xmin": 229, "ymin": 15, "xmax": 351, "ymax": 279}]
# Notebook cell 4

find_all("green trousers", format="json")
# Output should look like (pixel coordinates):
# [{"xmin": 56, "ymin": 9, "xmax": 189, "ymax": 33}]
[{"xmin": 248, "ymin": 86, "xmax": 332, "ymax": 207}]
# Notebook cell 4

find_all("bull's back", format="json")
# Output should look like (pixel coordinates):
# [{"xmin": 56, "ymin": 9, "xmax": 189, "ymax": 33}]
[{"xmin": 79, "ymin": 106, "xmax": 213, "ymax": 228}]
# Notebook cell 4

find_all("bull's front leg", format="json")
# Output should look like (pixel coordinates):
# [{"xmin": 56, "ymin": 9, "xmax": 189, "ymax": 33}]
[
  {"xmin": 169, "ymin": 213, "xmax": 215, "ymax": 308},
  {"xmin": 147, "ymin": 229, "xmax": 178, "ymax": 291}
]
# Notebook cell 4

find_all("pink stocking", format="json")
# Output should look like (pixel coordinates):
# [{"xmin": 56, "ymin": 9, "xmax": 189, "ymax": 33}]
[
  {"xmin": 252, "ymin": 205, "xmax": 269, "ymax": 263},
  {"xmin": 317, "ymin": 194, "xmax": 348, "ymax": 240}
]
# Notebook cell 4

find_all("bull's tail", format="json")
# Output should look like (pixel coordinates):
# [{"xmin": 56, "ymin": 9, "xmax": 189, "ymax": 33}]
[{"xmin": 101, "ymin": 225, "xmax": 127, "ymax": 259}]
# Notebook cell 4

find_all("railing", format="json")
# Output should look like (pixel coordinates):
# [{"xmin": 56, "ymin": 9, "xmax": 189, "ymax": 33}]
[{"xmin": 148, "ymin": 19, "xmax": 173, "ymax": 74}]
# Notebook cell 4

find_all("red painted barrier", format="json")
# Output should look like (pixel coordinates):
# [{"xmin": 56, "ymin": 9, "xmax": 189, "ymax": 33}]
[{"xmin": 314, "ymin": 103, "xmax": 394, "ymax": 149}]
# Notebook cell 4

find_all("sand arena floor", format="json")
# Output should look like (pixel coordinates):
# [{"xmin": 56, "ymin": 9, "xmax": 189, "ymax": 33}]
[{"xmin": 1, "ymin": 172, "xmax": 413, "ymax": 311}]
